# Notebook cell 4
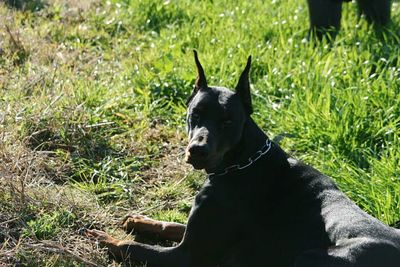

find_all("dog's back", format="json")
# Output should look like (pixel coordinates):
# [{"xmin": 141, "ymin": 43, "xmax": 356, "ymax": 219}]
[{"xmin": 286, "ymin": 158, "xmax": 400, "ymax": 267}]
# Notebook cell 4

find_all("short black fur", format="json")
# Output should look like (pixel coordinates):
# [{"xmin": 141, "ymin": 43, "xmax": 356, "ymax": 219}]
[
  {"xmin": 88, "ymin": 52, "xmax": 400, "ymax": 267},
  {"xmin": 307, "ymin": 0, "xmax": 391, "ymax": 39}
]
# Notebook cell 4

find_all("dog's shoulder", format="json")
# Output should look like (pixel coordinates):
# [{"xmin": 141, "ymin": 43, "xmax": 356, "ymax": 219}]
[{"xmin": 285, "ymin": 157, "xmax": 339, "ymax": 194}]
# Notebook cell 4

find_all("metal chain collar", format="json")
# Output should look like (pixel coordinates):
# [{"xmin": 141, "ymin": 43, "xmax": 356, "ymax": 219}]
[{"xmin": 208, "ymin": 139, "xmax": 272, "ymax": 178}]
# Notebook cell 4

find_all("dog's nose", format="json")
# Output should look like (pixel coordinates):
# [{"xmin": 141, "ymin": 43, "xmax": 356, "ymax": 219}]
[{"xmin": 188, "ymin": 143, "xmax": 210, "ymax": 159}]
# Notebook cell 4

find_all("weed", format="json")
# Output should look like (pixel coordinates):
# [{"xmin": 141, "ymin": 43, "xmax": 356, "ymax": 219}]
[{"xmin": 24, "ymin": 210, "xmax": 76, "ymax": 240}]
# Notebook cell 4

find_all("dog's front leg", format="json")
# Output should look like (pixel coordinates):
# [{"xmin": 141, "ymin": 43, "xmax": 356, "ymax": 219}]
[
  {"xmin": 122, "ymin": 214, "xmax": 186, "ymax": 242},
  {"xmin": 86, "ymin": 229, "xmax": 188, "ymax": 266}
]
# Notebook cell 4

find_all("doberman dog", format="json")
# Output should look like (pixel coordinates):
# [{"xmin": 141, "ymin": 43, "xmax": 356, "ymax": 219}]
[
  {"xmin": 307, "ymin": 0, "xmax": 391, "ymax": 39},
  {"xmin": 86, "ymin": 51, "xmax": 400, "ymax": 266}
]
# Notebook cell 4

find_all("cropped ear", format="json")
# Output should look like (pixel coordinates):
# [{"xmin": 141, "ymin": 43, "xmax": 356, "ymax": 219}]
[
  {"xmin": 187, "ymin": 50, "xmax": 208, "ymax": 105},
  {"xmin": 235, "ymin": 56, "xmax": 253, "ymax": 115},
  {"xmin": 194, "ymin": 50, "xmax": 208, "ymax": 90}
]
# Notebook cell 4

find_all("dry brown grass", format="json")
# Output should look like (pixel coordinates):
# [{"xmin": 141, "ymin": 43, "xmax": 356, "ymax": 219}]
[
  {"xmin": 0, "ymin": 140, "xmax": 110, "ymax": 265},
  {"xmin": 0, "ymin": 119, "xmax": 195, "ymax": 266},
  {"xmin": 0, "ymin": 1, "xmax": 128, "ymax": 265}
]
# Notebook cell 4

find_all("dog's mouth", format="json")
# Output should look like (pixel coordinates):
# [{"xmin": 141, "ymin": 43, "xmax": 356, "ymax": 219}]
[
  {"xmin": 185, "ymin": 152, "xmax": 221, "ymax": 170},
  {"xmin": 186, "ymin": 158, "xmax": 208, "ymax": 170}
]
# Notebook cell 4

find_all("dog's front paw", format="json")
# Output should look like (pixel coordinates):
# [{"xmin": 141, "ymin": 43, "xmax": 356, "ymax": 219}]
[
  {"xmin": 85, "ymin": 229, "xmax": 133, "ymax": 263},
  {"xmin": 85, "ymin": 229, "xmax": 120, "ymax": 248},
  {"xmin": 121, "ymin": 214, "xmax": 151, "ymax": 233}
]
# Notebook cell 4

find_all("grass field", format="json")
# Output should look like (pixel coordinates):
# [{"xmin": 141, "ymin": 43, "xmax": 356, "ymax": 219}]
[{"xmin": 1, "ymin": 0, "xmax": 399, "ymax": 266}]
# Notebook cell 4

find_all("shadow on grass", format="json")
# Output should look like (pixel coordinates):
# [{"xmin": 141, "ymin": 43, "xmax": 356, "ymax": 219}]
[
  {"xmin": 25, "ymin": 117, "xmax": 127, "ymax": 183},
  {"xmin": 23, "ymin": 115, "xmax": 166, "ymax": 204},
  {"xmin": 136, "ymin": 2, "xmax": 190, "ymax": 33},
  {"xmin": 4, "ymin": 0, "xmax": 45, "ymax": 12},
  {"xmin": 391, "ymin": 220, "xmax": 400, "ymax": 229},
  {"xmin": 367, "ymin": 21, "xmax": 400, "ymax": 75},
  {"xmin": 334, "ymin": 21, "xmax": 400, "ymax": 170}
]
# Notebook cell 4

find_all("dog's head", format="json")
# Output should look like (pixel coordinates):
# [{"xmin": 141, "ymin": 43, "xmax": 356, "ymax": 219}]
[{"xmin": 185, "ymin": 51, "xmax": 252, "ymax": 172}]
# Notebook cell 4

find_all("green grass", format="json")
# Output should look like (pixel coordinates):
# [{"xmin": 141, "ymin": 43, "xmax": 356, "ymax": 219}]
[{"xmin": 1, "ymin": 0, "xmax": 399, "ymax": 265}]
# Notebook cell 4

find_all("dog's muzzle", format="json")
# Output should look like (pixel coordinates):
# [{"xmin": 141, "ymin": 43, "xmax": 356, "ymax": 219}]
[{"xmin": 185, "ymin": 141, "xmax": 211, "ymax": 169}]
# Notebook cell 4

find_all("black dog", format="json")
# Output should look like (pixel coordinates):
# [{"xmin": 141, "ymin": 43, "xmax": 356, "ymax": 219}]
[
  {"xmin": 307, "ymin": 0, "xmax": 391, "ymax": 39},
  {"xmin": 87, "ymin": 51, "xmax": 400, "ymax": 266}
]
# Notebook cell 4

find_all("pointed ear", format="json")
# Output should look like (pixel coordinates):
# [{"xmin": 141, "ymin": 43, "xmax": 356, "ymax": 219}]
[
  {"xmin": 194, "ymin": 50, "xmax": 208, "ymax": 90},
  {"xmin": 235, "ymin": 56, "xmax": 253, "ymax": 115},
  {"xmin": 187, "ymin": 50, "xmax": 208, "ymax": 105}
]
